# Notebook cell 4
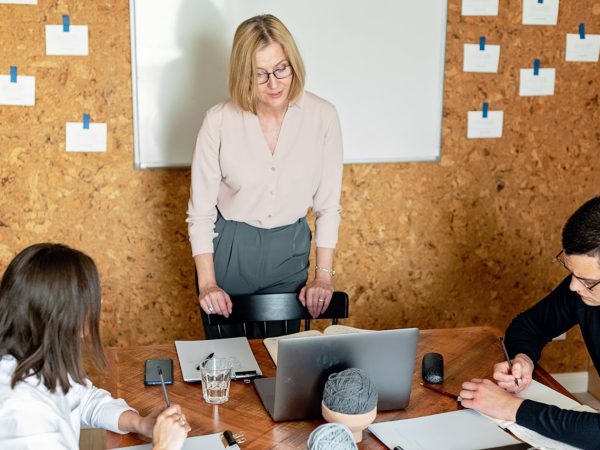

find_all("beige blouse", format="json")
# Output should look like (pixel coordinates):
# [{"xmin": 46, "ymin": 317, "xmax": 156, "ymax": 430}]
[{"xmin": 186, "ymin": 91, "xmax": 343, "ymax": 256}]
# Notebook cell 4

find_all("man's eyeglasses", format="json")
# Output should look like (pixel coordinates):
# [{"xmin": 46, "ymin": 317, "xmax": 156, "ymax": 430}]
[
  {"xmin": 556, "ymin": 250, "xmax": 600, "ymax": 292},
  {"xmin": 256, "ymin": 65, "xmax": 292, "ymax": 85}
]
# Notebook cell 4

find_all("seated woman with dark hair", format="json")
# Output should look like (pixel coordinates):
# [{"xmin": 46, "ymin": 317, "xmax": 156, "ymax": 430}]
[{"xmin": 0, "ymin": 243, "xmax": 189, "ymax": 449}]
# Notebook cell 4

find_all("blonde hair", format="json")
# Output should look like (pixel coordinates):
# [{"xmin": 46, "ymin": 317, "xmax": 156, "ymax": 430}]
[{"xmin": 229, "ymin": 15, "xmax": 306, "ymax": 113}]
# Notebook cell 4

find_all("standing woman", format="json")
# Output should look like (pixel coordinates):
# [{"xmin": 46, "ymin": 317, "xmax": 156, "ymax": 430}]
[{"xmin": 187, "ymin": 14, "xmax": 343, "ymax": 338}]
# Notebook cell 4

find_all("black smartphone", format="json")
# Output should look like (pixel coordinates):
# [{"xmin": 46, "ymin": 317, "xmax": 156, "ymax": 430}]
[{"xmin": 144, "ymin": 359, "xmax": 174, "ymax": 386}]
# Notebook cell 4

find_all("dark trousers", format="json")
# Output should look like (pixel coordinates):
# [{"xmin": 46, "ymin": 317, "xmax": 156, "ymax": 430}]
[{"xmin": 201, "ymin": 213, "xmax": 311, "ymax": 339}]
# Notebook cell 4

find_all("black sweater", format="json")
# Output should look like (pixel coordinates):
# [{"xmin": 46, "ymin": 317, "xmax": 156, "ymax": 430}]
[{"xmin": 506, "ymin": 276, "xmax": 600, "ymax": 450}]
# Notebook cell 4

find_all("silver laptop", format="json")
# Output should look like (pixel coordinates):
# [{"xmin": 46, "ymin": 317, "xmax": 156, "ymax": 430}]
[{"xmin": 254, "ymin": 328, "xmax": 419, "ymax": 421}]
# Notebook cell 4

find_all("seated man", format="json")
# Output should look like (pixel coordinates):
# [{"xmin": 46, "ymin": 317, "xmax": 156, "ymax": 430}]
[{"xmin": 460, "ymin": 196, "xmax": 600, "ymax": 449}]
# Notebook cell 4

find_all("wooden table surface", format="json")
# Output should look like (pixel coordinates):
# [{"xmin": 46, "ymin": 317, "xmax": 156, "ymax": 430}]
[{"xmin": 98, "ymin": 326, "xmax": 569, "ymax": 449}]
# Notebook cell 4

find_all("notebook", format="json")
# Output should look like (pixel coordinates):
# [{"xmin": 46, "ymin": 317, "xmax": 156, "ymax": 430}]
[
  {"xmin": 253, "ymin": 328, "xmax": 419, "ymax": 421},
  {"xmin": 263, "ymin": 324, "xmax": 370, "ymax": 365}
]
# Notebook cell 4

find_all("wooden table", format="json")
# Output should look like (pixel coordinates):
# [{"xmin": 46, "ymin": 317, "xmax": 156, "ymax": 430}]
[{"xmin": 99, "ymin": 327, "xmax": 569, "ymax": 449}]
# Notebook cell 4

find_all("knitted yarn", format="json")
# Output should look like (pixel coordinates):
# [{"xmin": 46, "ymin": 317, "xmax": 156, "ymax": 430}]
[
  {"xmin": 307, "ymin": 423, "xmax": 358, "ymax": 450},
  {"xmin": 322, "ymin": 368, "xmax": 378, "ymax": 414}
]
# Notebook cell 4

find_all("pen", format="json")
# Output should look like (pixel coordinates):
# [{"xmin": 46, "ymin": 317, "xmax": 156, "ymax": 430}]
[
  {"xmin": 157, "ymin": 367, "xmax": 170, "ymax": 407},
  {"xmin": 499, "ymin": 336, "xmax": 519, "ymax": 386},
  {"xmin": 420, "ymin": 382, "xmax": 462, "ymax": 403},
  {"xmin": 196, "ymin": 352, "xmax": 215, "ymax": 371}
]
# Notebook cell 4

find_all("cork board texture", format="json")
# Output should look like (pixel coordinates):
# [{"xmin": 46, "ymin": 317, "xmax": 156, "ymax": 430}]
[{"xmin": 1, "ymin": 0, "xmax": 599, "ymax": 373}]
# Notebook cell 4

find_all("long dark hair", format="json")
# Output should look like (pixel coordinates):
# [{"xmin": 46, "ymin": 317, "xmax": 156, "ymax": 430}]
[{"xmin": 0, "ymin": 243, "xmax": 106, "ymax": 393}]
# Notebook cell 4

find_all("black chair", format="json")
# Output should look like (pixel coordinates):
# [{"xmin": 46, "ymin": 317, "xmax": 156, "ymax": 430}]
[{"xmin": 200, "ymin": 291, "xmax": 349, "ymax": 340}]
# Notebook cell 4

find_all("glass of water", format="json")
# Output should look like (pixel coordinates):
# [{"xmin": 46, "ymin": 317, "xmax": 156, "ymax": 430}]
[{"xmin": 200, "ymin": 357, "xmax": 233, "ymax": 404}]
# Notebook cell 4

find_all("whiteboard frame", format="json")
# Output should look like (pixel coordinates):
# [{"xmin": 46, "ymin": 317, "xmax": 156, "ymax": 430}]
[{"xmin": 130, "ymin": 0, "xmax": 448, "ymax": 169}]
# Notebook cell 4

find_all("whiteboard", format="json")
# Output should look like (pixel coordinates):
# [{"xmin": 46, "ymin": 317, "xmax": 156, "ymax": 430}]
[{"xmin": 130, "ymin": 0, "xmax": 448, "ymax": 168}]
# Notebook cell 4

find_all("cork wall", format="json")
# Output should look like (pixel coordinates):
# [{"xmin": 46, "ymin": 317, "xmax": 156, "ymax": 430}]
[{"xmin": 1, "ymin": 0, "xmax": 599, "ymax": 373}]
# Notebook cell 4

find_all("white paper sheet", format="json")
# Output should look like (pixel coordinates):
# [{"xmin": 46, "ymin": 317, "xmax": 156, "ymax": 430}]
[
  {"xmin": 519, "ymin": 67, "xmax": 555, "ymax": 96},
  {"xmin": 461, "ymin": 0, "xmax": 499, "ymax": 16},
  {"xmin": 463, "ymin": 43, "xmax": 501, "ymax": 72},
  {"xmin": 0, "ymin": 0, "xmax": 37, "ymax": 4},
  {"xmin": 175, "ymin": 337, "xmax": 262, "ymax": 382},
  {"xmin": 522, "ymin": 0, "xmax": 559, "ymax": 25},
  {"xmin": 45, "ymin": 24, "xmax": 89, "ymax": 55},
  {"xmin": 369, "ymin": 409, "xmax": 521, "ymax": 450},
  {"xmin": 0, "ymin": 74, "xmax": 35, "ymax": 106},
  {"xmin": 566, "ymin": 33, "xmax": 600, "ymax": 62},
  {"xmin": 66, "ymin": 122, "xmax": 107, "ymax": 152},
  {"xmin": 485, "ymin": 381, "xmax": 597, "ymax": 450},
  {"xmin": 113, "ymin": 433, "xmax": 240, "ymax": 450},
  {"xmin": 467, "ymin": 110, "xmax": 504, "ymax": 138}
]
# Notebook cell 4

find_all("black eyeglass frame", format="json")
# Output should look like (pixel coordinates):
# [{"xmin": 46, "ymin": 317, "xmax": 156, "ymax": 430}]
[
  {"xmin": 555, "ymin": 250, "xmax": 600, "ymax": 292},
  {"xmin": 256, "ymin": 65, "xmax": 293, "ymax": 85}
]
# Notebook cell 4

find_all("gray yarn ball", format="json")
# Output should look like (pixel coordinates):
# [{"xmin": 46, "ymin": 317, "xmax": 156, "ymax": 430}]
[
  {"xmin": 307, "ymin": 423, "xmax": 358, "ymax": 450},
  {"xmin": 322, "ymin": 368, "xmax": 378, "ymax": 414}
]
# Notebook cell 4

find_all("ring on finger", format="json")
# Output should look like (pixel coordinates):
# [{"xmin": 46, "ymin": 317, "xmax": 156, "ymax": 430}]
[
  {"xmin": 318, "ymin": 298, "xmax": 325, "ymax": 303},
  {"xmin": 178, "ymin": 416, "xmax": 185, "ymax": 425},
  {"xmin": 208, "ymin": 306, "xmax": 214, "ymax": 313}
]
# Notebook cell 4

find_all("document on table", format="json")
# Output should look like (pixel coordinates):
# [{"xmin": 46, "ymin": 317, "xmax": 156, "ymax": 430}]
[
  {"xmin": 486, "ymin": 380, "xmax": 597, "ymax": 450},
  {"xmin": 368, "ymin": 409, "xmax": 521, "ymax": 450},
  {"xmin": 175, "ymin": 337, "xmax": 262, "ymax": 382},
  {"xmin": 113, "ymin": 433, "xmax": 239, "ymax": 449}
]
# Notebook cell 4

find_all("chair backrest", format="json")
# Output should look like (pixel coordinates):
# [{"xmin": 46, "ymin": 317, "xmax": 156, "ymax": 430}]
[{"xmin": 201, "ymin": 292, "xmax": 349, "ymax": 340}]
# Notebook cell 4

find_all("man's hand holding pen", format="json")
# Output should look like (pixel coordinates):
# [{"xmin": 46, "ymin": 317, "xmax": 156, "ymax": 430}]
[{"xmin": 493, "ymin": 353, "xmax": 534, "ymax": 394}]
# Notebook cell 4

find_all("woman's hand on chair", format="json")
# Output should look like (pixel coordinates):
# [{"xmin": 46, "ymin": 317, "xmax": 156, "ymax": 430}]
[
  {"xmin": 299, "ymin": 280, "xmax": 333, "ymax": 319},
  {"xmin": 199, "ymin": 285, "xmax": 232, "ymax": 318}
]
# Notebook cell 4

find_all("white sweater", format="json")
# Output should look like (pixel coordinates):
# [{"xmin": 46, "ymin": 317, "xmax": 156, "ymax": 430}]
[{"xmin": 0, "ymin": 355, "xmax": 135, "ymax": 450}]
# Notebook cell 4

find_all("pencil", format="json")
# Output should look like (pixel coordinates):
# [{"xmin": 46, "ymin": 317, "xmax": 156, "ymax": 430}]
[
  {"xmin": 158, "ymin": 367, "xmax": 171, "ymax": 407},
  {"xmin": 499, "ymin": 336, "xmax": 519, "ymax": 387},
  {"xmin": 420, "ymin": 382, "xmax": 462, "ymax": 403}
]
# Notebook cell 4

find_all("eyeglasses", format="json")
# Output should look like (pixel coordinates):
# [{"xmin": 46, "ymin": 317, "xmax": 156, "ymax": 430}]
[
  {"xmin": 555, "ymin": 250, "xmax": 600, "ymax": 292},
  {"xmin": 256, "ymin": 65, "xmax": 292, "ymax": 85}
]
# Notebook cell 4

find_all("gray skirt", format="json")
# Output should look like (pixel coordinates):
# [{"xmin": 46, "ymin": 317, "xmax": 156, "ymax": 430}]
[{"xmin": 203, "ymin": 212, "xmax": 311, "ymax": 339}]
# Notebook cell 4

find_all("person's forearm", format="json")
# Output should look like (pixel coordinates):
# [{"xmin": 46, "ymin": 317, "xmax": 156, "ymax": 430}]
[
  {"xmin": 194, "ymin": 253, "xmax": 218, "ymax": 292},
  {"xmin": 314, "ymin": 247, "xmax": 335, "ymax": 283},
  {"xmin": 118, "ymin": 411, "xmax": 152, "ymax": 437}
]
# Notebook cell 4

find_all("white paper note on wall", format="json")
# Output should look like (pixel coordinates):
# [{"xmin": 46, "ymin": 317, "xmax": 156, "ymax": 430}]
[
  {"xmin": 462, "ymin": 0, "xmax": 499, "ymax": 16},
  {"xmin": 566, "ymin": 34, "xmax": 600, "ymax": 62},
  {"xmin": 519, "ymin": 68, "xmax": 555, "ymax": 96},
  {"xmin": 522, "ymin": 0, "xmax": 559, "ymax": 25},
  {"xmin": 46, "ymin": 24, "xmax": 89, "ymax": 55},
  {"xmin": 463, "ymin": 43, "xmax": 501, "ymax": 72},
  {"xmin": 467, "ymin": 110, "xmax": 504, "ymax": 138},
  {"xmin": 0, "ymin": 0, "xmax": 37, "ymax": 4},
  {"xmin": 66, "ymin": 122, "xmax": 107, "ymax": 152},
  {"xmin": 0, "ymin": 74, "xmax": 35, "ymax": 106}
]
